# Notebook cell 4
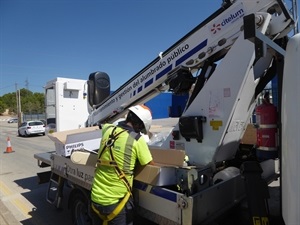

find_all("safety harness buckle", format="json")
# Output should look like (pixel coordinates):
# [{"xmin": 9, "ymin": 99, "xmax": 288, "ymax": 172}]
[{"xmin": 105, "ymin": 138, "xmax": 114, "ymax": 147}]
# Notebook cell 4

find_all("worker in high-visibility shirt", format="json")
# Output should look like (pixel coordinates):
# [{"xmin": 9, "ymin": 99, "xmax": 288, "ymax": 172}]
[{"xmin": 90, "ymin": 105, "xmax": 154, "ymax": 225}]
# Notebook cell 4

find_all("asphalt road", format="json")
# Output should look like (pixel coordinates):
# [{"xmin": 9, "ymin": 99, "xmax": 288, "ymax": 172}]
[
  {"xmin": 0, "ymin": 119, "xmax": 74, "ymax": 225},
  {"xmin": 0, "ymin": 119, "xmax": 155, "ymax": 225}
]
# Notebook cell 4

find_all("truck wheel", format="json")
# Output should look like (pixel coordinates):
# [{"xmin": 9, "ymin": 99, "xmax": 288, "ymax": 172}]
[{"xmin": 71, "ymin": 192, "xmax": 92, "ymax": 225}]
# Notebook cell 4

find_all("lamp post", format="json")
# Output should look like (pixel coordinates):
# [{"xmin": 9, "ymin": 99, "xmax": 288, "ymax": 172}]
[
  {"xmin": 18, "ymin": 89, "xmax": 22, "ymax": 124},
  {"xmin": 15, "ymin": 85, "xmax": 22, "ymax": 126}
]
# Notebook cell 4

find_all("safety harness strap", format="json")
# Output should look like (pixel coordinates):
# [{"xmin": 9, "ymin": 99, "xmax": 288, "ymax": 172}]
[
  {"xmin": 97, "ymin": 159, "xmax": 118, "ymax": 167},
  {"xmin": 98, "ymin": 126, "xmax": 126, "ymax": 159},
  {"xmin": 91, "ymin": 192, "xmax": 131, "ymax": 225},
  {"xmin": 108, "ymin": 146, "xmax": 132, "ymax": 192},
  {"xmin": 93, "ymin": 126, "xmax": 132, "ymax": 224}
]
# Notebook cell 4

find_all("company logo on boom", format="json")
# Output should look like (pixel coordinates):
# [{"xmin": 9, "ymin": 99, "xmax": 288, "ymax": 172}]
[{"xmin": 211, "ymin": 8, "xmax": 244, "ymax": 34}]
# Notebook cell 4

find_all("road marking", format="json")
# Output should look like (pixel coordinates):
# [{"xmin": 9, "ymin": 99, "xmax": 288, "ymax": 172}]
[{"xmin": 0, "ymin": 180, "xmax": 32, "ymax": 219}]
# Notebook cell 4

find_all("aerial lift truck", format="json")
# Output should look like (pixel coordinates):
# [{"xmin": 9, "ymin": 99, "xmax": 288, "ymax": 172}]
[{"xmin": 34, "ymin": 0, "xmax": 299, "ymax": 224}]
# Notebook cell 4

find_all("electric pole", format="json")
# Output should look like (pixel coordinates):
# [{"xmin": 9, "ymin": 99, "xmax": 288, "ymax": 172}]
[
  {"xmin": 15, "ymin": 83, "xmax": 19, "ymax": 115},
  {"xmin": 15, "ymin": 83, "xmax": 22, "ymax": 126}
]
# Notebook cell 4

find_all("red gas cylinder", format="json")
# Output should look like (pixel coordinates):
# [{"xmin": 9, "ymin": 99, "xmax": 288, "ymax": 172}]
[{"xmin": 256, "ymin": 100, "xmax": 278, "ymax": 159}]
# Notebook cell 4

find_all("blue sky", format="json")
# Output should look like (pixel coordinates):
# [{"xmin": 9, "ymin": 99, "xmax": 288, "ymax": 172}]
[{"xmin": 0, "ymin": 0, "xmax": 298, "ymax": 96}]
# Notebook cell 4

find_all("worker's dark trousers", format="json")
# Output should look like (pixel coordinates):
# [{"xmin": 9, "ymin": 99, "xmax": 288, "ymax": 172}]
[{"xmin": 90, "ymin": 197, "xmax": 134, "ymax": 225}]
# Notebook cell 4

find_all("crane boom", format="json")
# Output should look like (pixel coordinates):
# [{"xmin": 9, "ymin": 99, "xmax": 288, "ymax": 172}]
[{"xmin": 87, "ymin": 0, "xmax": 293, "ymax": 126}]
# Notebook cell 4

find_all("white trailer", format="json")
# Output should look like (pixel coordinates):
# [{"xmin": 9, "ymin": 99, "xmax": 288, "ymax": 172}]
[{"xmin": 44, "ymin": 77, "xmax": 89, "ymax": 132}]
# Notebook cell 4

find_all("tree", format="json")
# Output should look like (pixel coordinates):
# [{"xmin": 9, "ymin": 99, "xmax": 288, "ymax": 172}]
[
  {"xmin": 0, "ymin": 99, "xmax": 7, "ymax": 115},
  {"xmin": 0, "ymin": 93, "xmax": 17, "ymax": 114},
  {"xmin": 0, "ymin": 89, "xmax": 45, "ymax": 114}
]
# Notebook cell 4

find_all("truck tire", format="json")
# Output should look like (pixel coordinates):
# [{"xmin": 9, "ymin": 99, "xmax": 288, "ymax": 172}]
[{"xmin": 70, "ymin": 191, "xmax": 92, "ymax": 225}]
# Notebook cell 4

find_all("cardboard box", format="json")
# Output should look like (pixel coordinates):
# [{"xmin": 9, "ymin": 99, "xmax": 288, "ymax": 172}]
[
  {"xmin": 134, "ymin": 165, "xmax": 177, "ymax": 186},
  {"xmin": 48, "ymin": 126, "xmax": 101, "ymax": 157},
  {"xmin": 70, "ymin": 147, "xmax": 186, "ymax": 186},
  {"xmin": 241, "ymin": 124, "xmax": 257, "ymax": 145},
  {"xmin": 134, "ymin": 148, "xmax": 186, "ymax": 186}
]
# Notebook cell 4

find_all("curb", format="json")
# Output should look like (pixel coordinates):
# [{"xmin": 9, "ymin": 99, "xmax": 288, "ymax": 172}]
[{"xmin": 0, "ymin": 199, "xmax": 20, "ymax": 225}]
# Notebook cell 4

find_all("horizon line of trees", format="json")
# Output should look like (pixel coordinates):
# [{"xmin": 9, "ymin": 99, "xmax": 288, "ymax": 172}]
[{"xmin": 0, "ymin": 88, "xmax": 44, "ymax": 115}]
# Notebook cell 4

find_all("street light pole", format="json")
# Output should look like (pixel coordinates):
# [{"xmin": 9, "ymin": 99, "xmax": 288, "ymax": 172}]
[
  {"xmin": 18, "ymin": 89, "xmax": 22, "ymax": 125},
  {"xmin": 15, "ymin": 83, "xmax": 19, "ymax": 114},
  {"xmin": 15, "ymin": 84, "xmax": 22, "ymax": 126}
]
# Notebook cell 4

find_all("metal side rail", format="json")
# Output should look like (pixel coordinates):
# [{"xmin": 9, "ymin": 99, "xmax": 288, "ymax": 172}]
[{"xmin": 34, "ymin": 151, "xmax": 55, "ymax": 168}]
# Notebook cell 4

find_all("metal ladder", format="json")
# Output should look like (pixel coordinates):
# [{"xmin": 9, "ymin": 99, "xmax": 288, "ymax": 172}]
[{"xmin": 46, "ymin": 172, "xmax": 65, "ymax": 209}]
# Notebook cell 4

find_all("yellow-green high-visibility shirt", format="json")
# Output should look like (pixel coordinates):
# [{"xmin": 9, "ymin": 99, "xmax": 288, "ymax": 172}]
[{"xmin": 91, "ymin": 122, "xmax": 153, "ymax": 206}]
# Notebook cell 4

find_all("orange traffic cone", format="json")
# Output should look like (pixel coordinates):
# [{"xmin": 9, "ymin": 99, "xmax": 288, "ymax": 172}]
[{"xmin": 4, "ymin": 137, "xmax": 14, "ymax": 153}]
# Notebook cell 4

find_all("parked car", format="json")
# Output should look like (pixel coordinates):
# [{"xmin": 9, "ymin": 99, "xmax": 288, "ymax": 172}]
[
  {"xmin": 18, "ymin": 120, "xmax": 46, "ymax": 137},
  {"xmin": 7, "ymin": 118, "xmax": 18, "ymax": 123}
]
